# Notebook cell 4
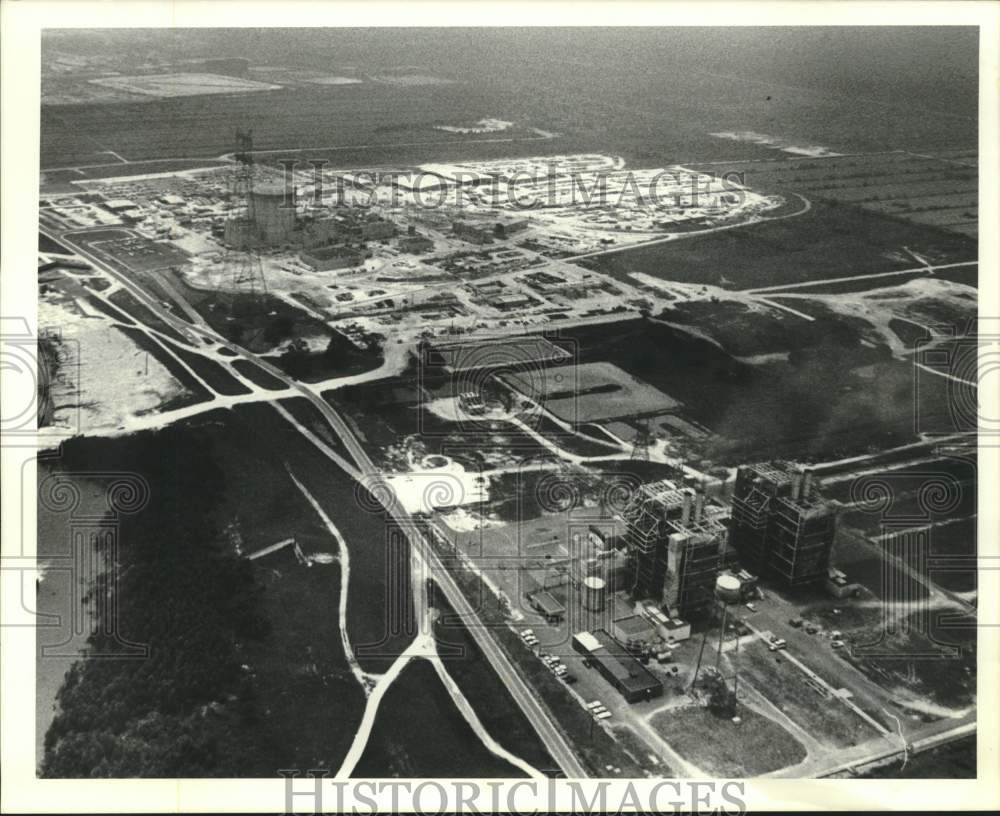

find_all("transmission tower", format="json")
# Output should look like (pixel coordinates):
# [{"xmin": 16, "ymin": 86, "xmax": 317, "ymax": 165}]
[
  {"xmin": 223, "ymin": 128, "xmax": 269, "ymax": 308},
  {"xmin": 630, "ymin": 417, "xmax": 653, "ymax": 461}
]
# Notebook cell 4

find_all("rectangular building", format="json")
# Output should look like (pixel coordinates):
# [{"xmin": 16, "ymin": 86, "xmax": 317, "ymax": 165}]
[
  {"xmin": 299, "ymin": 245, "xmax": 365, "ymax": 271},
  {"xmin": 572, "ymin": 630, "xmax": 663, "ymax": 703},
  {"xmin": 360, "ymin": 219, "xmax": 397, "ymax": 240},
  {"xmin": 493, "ymin": 217, "xmax": 530, "ymax": 238},
  {"xmin": 452, "ymin": 220, "xmax": 494, "ymax": 244},
  {"xmin": 527, "ymin": 589, "xmax": 565, "ymax": 622},
  {"xmin": 399, "ymin": 233, "xmax": 434, "ymax": 253}
]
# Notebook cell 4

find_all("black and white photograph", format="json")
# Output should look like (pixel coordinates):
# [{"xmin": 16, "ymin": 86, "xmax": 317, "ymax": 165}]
[{"xmin": 2, "ymin": 2, "xmax": 998, "ymax": 813}]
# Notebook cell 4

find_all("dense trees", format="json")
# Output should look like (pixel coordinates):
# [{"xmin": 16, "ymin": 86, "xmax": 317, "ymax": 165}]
[{"xmin": 42, "ymin": 426, "xmax": 269, "ymax": 777}]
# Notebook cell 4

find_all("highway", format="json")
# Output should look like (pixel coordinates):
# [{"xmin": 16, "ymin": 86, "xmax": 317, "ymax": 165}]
[{"xmin": 42, "ymin": 223, "xmax": 590, "ymax": 778}]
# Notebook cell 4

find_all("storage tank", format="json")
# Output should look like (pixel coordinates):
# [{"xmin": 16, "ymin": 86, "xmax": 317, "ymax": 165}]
[
  {"xmin": 582, "ymin": 576, "xmax": 606, "ymax": 612},
  {"xmin": 715, "ymin": 574, "xmax": 742, "ymax": 605}
]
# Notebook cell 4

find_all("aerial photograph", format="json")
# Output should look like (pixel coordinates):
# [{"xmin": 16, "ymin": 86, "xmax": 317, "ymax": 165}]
[{"xmin": 34, "ymin": 26, "xmax": 979, "ymax": 782}]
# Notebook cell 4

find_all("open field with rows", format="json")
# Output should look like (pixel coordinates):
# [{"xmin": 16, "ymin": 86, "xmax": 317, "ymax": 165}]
[{"xmin": 692, "ymin": 150, "xmax": 978, "ymax": 239}]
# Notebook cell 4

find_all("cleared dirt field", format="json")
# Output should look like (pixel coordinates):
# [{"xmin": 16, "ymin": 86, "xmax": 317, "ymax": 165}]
[
  {"xmin": 72, "ymin": 228, "xmax": 191, "ymax": 272},
  {"xmin": 429, "ymin": 335, "xmax": 572, "ymax": 373},
  {"xmin": 500, "ymin": 361, "xmax": 681, "ymax": 423},
  {"xmin": 89, "ymin": 73, "xmax": 282, "ymax": 98}
]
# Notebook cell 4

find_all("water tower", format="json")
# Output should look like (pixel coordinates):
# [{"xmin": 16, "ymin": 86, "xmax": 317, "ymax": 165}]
[{"xmin": 690, "ymin": 574, "xmax": 743, "ymax": 704}]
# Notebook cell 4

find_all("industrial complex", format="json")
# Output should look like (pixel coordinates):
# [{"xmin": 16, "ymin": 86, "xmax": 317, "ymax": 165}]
[{"xmin": 37, "ymin": 122, "xmax": 978, "ymax": 783}]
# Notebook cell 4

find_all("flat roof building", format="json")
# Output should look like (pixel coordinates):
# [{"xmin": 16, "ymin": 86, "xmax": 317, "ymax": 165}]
[
  {"xmin": 610, "ymin": 614, "xmax": 656, "ymax": 646},
  {"xmin": 572, "ymin": 629, "xmax": 664, "ymax": 704},
  {"xmin": 452, "ymin": 220, "xmax": 494, "ymax": 244},
  {"xmin": 527, "ymin": 589, "xmax": 565, "ymax": 622},
  {"xmin": 494, "ymin": 217, "xmax": 530, "ymax": 238},
  {"xmin": 103, "ymin": 198, "xmax": 138, "ymax": 212},
  {"xmin": 299, "ymin": 244, "xmax": 365, "ymax": 271},
  {"xmin": 399, "ymin": 233, "xmax": 434, "ymax": 253}
]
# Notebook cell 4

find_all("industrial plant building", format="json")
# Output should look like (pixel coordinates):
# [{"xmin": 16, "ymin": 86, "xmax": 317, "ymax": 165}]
[
  {"xmin": 225, "ymin": 183, "xmax": 297, "ymax": 247},
  {"xmin": 572, "ymin": 630, "xmax": 664, "ymax": 703},
  {"xmin": 358, "ymin": 218, "xmax": 397, "ymax": 241},
  {"xmin": 493, "ymin": 217, "xmax": 530, "ymax": 239},
  {"xmin": 728, "ymin": 462, "xmax": 838, "ymax": 587},
  {"xmin": 398, "ymin": 233, "xmax": 434, "ymax": 253},
  {"xmin": 452, "ymin": 220, "xmax": 494, "ymax": 244},
  {"xmin": 250, "ymin": 184, "xmax": 296, "ymax": 245},
  {"xmin": 621, "ymin": 480, "xmax": 727, "ymax": 619},
  {"xmin": 299, "ymin": 244, "xmax": 366, "ymax": 271}
]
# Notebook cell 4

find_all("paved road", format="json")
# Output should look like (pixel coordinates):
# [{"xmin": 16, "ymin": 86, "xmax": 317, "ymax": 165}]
[
  {"xmin": 745, "ymin": 260, "xmax": 977, "ymax": 294},
  {"xmin": 43, "ymin": 223, "xmax": 589, "ymax": 778}
]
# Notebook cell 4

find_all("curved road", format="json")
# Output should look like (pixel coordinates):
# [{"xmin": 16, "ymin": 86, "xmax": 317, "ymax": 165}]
[{"xmin": 41, "ymin": 223, "xmax": 590, "ymax": 778}]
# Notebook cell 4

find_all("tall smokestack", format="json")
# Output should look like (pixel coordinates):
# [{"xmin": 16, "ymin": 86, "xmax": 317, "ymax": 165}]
[
  {"xmin": 802, "ymin": 468, "xmax": 814, "ymax": 499},
  {"xmin": 693, "ymin": 488, "xmax": 705, "ymax": 524},
  {"xmin": 681, "ymin": 489, "xmax": 693, "ymax": 525}
]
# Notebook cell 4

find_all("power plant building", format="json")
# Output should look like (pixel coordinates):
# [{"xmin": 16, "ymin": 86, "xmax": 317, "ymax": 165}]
[
  {"xmin": 621, "ymin": 480, "xmax": 726, "ymax": 619},
  {"xmin": 225, "ymin": 183, "xmax": 297, "ymax": 247},
  {"xmin": 729, "ymin": 462, "xmax": 837, "ymax": 586},
  {"xmin": 250, "ymin": 184, "xmax": 297, "ymax": 245}
]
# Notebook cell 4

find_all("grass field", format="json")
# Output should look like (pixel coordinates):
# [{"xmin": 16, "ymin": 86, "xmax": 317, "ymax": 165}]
[
  {"xmin": 351, "ymin": 657, "xmax": 526, "ymax": 778},
  {"xmin": 691, "ymin": 151, "xmax": 978, "ymax": 238},
  {"xmin": 557, "ymin": 319, "xmax": 955, "ymax": 464},
  {"xmin": 432, "ymin": 585, "xmax": 559, "ymax": 775},
  {"xmin": 231, "ymin": 359, "xmax": 288, "ymax": 390},
  {"xmin": 106, "ymin": 289, "xmax": 190, "ymax": 343},
  {"xmin": 738, "ymin": 640, "xmax": 880, "ymax": 749},
  {"xmin": 232, "ymin": 401, "xmax": 416, "ymax": 673},
  {"xmin": 160, "ymin": 338, "xmax": 252, "ymax": 396},
  {"xmin": 580, "ymin": 200, "xmax": 976, "ymax": 291},
  {"xmin": 649, "ymin": 702, "xmax": 808, "ymax": 777}
]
